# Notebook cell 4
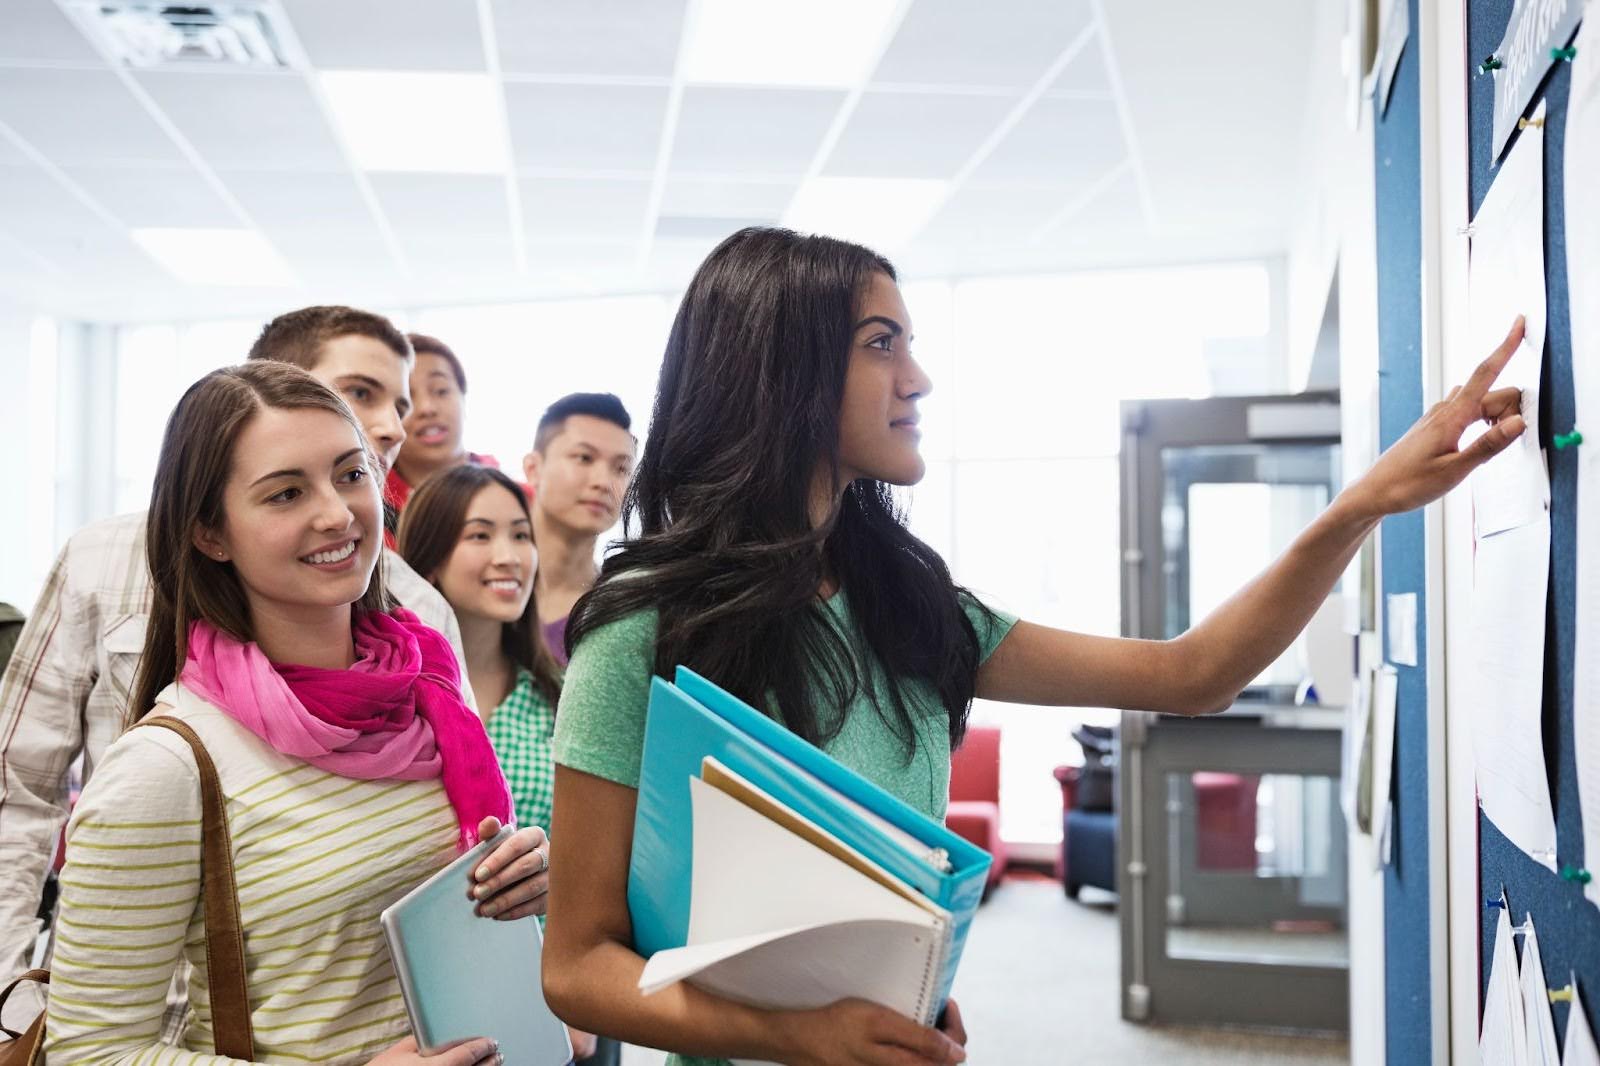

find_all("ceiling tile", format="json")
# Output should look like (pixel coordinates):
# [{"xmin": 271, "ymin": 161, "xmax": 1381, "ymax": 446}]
[
  {"xmin": 505, "ymin": 84, "xmax": 666, "ymax": 173},
  {"xmin": 63, "ymin": 166, "xmax": 237, "ymax": 228},
  {"xmin": 268, "ymin": 226, "xmax": 406, "ymax": 287},
  {"xmin": 520, "ymin": 177, "xmax": 651, "ymax": 243},
  {"xmin": 824, "ymin": 92, "xmax": 1016, "ymax": 179},
  {"xmin": 915, "ymin": 180, "xmax": 1082, "ymax": 248},
  {"xmin": 0, "ymin": 69, "xmax": 186, "ymax": 168},
  {"xmin": 669, "ymin": 88, "xmax": 844, "ymax": 176},
  {"xmin": 872, "ymin": 0, "xmax": 1094, "ymax": 88},
  {"xmin": 398, "ymin": 230, "xmax": 519, "ymax": 278},
  {"xmin": 0, "ymin": 0, "xmax": 102, "ymax": 64},
  {"xmin": 222, "ymin": 170, "xmax": 376, "ymax": 233},
  {"xmin": 492, "ymin": 0, "xmax": 687, "ymax": 78},
  {"xmin": 134, "ymin": 71, "xmax": 347, "ymax": 172},
  {"xmin": 279, "ymin": 0, "xmax": 486, "ymax": 71},
  {"xmin": 1048, "ymin": 39, "xmax": 1113, "ymax": 96},
  {"xmin": 369, "ymin": 173, "xmax": 508, "ymax": 235},
  {"xmin": 965, "ymin": 95, "xmax": 1124, "ymax": 186},
  {"xmin": 659, "ymin": 176, "xmax": 796, "ymax": 218}
]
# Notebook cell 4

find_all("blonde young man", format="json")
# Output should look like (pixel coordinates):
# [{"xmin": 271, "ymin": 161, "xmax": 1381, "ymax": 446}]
[{"xmin": 0, "ymin": 305, "xmax": 475, "ymax": 1025}]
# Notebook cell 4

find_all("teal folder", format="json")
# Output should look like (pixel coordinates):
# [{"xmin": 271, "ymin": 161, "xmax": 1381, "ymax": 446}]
[{"xmin": 627, "ymin": 667, "xmax": 992, "ymax": 1013}]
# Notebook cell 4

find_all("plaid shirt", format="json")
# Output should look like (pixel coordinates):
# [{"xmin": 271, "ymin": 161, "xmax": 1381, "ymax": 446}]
[
  {"xmin": 0, "ymin": 510, "xmax": 473, "ymax": 1029},
  {"xmin": 484, "ymin": 667, "xmax": 557, "ymax": 836}
]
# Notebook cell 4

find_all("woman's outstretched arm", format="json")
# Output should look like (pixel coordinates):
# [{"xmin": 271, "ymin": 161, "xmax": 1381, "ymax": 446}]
[{"xmin": 977, "ymin": 317, "xmax": 1528, "ymax": 716}]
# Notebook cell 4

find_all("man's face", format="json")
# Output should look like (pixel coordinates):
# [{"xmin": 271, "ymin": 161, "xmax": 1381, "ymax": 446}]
[
  {"xmin": 523, "ymin": 415, "xmax": 636, "ymax": 536},
  {"xmin": 306, "ymin": 334, "xmax": 413, "ymax": 473}
]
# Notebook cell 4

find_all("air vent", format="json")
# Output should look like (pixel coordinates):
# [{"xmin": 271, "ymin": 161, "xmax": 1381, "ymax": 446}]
[{"xmin": 66, "ymin": 2, "xmax": 292, "ymax": 69}]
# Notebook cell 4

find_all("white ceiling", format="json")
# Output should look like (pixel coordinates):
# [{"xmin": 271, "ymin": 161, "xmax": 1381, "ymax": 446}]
[{"xmin": 0, "ymin": 0, "xmax": 1317, "ymax": 323}]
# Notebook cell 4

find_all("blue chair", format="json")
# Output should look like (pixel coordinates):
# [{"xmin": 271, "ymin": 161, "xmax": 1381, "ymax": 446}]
[{"xmin": 1053, "ymin": 765, "xmax": 1117, "ymax": 899}]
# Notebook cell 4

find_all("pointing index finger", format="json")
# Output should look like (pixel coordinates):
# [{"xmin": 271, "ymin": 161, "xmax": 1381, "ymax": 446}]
[{"xmin": 1456, "ymin": 315, "xmax": 1526, "ymax": 409}]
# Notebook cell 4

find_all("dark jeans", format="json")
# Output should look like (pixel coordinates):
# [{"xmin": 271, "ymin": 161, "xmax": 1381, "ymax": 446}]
[{"xmin": 576, "ymin": 1035, "xmax": 621, "ymax": 1065}]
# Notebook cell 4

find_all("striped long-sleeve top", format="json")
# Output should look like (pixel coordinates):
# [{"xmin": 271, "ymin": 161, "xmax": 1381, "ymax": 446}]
[{"xmin": 43, "ymin": 683, "xmax": 460, "ymax": 1065}]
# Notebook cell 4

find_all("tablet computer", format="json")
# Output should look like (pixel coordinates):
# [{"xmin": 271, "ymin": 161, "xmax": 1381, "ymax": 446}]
[{"xmin": 380, "ymin": 829, "xmax": 574, "ymax": 1065}]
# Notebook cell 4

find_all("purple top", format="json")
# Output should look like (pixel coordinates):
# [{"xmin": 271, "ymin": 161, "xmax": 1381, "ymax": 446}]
[{"xmin": 542, "ymin": 615, "xmax": 570, "ymax": 668}]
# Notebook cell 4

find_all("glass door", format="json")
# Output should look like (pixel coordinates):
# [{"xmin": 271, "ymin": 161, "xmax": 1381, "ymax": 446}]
[{"xmin": 1117, "ymin": 392, "xmax": 1349, "ymax": 1032}]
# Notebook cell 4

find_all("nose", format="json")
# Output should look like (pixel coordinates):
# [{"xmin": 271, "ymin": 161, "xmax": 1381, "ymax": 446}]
[
  {"xmin": 902, "ymin": 353, "xmax": 932, "ymax": 400},
  {"xmin": 369, "ymin": 409, "xmax": 405, "ymax": 468},
  {"xmin": 311, "ymin": 484, "xmax": 356, "ymax": 533},
  {"xmin": 490, "ymin": 533, "xmax": 521, "ymax": 569}
]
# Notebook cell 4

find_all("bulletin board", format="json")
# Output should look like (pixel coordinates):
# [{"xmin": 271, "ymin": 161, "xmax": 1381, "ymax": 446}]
[
  {"xmin": 1371, "ymin": 0, "xmax": 1436, "ymax": 1059},
  {"xmin": 1467, "ymin": 0, "xmax": 1600, "ymax": 1048}
]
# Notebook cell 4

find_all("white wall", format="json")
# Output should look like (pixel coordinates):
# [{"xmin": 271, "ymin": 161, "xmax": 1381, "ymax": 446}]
[
  {"xmin": 1281, "ymin": 0, "xmax": 1386, "ymax": 1062},
  {"xmin": 0, "ymin": 305, "xmax": 60, "ymax": 610}
]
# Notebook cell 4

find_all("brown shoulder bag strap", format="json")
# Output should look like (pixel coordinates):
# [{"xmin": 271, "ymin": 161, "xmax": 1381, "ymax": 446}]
[{"xmin": 139, "ymin": 717, "xmax": 255, "ymax": 1060}]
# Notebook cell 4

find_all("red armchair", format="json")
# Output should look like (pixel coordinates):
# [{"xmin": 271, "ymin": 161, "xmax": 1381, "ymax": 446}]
[{"xmin": 946, "ymin": 725, "xmax": 1006, "ymax": 892}]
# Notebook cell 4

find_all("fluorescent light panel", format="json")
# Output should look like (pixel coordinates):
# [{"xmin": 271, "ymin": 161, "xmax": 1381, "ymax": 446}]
[
  {"xmin": 131, "ymin": 228, "xmax": 297, "ymax": 287},
  {"xmin": 682, "ymin": 0, "xmax": 900, "ymax": 87},
  {"xmin": 319, "ymin": 71, "xmax": 509, "ymax": 174},
  {"xmin": 782, "ymin": 177, "xmax": 949, "ymax": 251}
]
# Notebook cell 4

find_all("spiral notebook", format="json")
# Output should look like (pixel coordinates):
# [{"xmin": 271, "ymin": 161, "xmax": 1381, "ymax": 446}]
[{"xmin": 628, "ymin": 668, "xmax": 991, "ymax": 1029}]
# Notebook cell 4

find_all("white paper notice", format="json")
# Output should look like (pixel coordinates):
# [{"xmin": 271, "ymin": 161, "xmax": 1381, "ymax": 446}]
[
  {"xmin": 1518, "ymin": 918, "xmax": 1560, "ymax": 1066},
  {"xmin": 1566, "ymin": 981, "xmax": 1600, "ymax": 1066},
  {"xmin": 1565, "ymin": 5, "xmax": 1600, "ymax": 913},
  {"xmin": 1386, "ymin": 591, "xmax": 1418, "ymax": 666},
  {"xmin": 1371, "ymin": 666, "xmax": 1398, "ymax": 871},
  {"xmin": 1467, "ymin": 98, "xmax": 1558, "ymax": 871},
  {"xmin": 1481, "ymin": 897, "xmax": 1529, "ymax": 1066},
  {"xmin": 1469, "ymin": 99, "xmax": 1549, "ymax": 540}
]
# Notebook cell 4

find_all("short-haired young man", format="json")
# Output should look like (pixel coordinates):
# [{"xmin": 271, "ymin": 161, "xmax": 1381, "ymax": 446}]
[
  {"xmin": 521, "ymin": 393, "xmax": 635, "ymax": 665},
  {"xmin": 387, "ymin": 333, "xmax": 509, "ymax": 513},
  {"xmin": 0, "ymin": 305, "xmax": 478, "ymax": 1023}
]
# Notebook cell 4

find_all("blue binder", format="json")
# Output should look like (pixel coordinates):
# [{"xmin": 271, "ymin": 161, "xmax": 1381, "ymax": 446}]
[{"xmin": 627, "ymin": 667, "xmax": 991, "ymax": 1012}]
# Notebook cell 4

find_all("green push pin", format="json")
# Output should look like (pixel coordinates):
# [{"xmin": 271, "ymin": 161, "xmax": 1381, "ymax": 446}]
[
  {"xmin": 1479, "ymin": 55, "xmax": 1505, "ymax": 74},
  {"xmin": 1560, "ymin": 865, "xmax": 1592, "ymax": 884},
  {"xmin": 1552, "ymin": 46, "xmax": 1578, "ymax": 62},
  {"xmin": 1553, "ymin": 430, "xmax": 1584, "ymax": 450}
]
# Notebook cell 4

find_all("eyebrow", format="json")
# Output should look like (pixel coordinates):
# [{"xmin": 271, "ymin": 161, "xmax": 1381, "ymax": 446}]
[
  {"xmin": 249, "ymin": 447, "xmax": 365, "ymax": 489},
  {"xmin": 335, "ymin": 373, "xmax": 386, "ymax": 393},
  {"xmin": 854, "ymin": 315, "xmax": 904, "ymax": 336},
  {"xmin": 464, "ymin": 516, "xmax": 531, "ymax": 527}
]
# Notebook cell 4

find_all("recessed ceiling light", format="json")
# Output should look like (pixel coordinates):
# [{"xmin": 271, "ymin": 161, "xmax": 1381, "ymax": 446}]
[
  {"xmin": 130, "ymin": 228, "xmax": 297, "ymax": 286},
  {"xmin": 682, "ymin": 0, "xmax": 900, "ymax": 87},
  {"xmin": 319, "ymin": 71, "xmax": 509, "ymax": 174},
  {"xmin": 783, "ymin": 177, "xmax": 949, "ymax": 251}
]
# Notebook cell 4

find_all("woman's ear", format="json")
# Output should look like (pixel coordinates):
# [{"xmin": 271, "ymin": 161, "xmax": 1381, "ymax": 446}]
[{"xmin": 192, "ymin": 524, "xmax": 229, "ymax": 562}]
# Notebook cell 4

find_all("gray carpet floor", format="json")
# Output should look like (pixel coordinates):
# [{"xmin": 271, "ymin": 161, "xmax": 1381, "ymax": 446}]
[{"xmin": 621, "ymin": 877, "xmax": 1351, "ymax": 1064}]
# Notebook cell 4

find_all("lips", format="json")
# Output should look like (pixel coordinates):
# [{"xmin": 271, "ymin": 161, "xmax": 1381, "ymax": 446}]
[
  {"xmin": 484, "ymin": 578, "xmax": 521, "ymax": 592},
  {"xmin": 415, "ymin": 425, "xmax": 450, "ymax": 445},
  {"xmin": 302, "ymin": 539, "xmax": 358, "ymax": 565}
]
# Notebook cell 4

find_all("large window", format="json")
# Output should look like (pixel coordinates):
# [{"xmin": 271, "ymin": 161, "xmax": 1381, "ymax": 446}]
[{"xmin": 105, "ymin": 262, "xmax": 1273, "ymax": 846}]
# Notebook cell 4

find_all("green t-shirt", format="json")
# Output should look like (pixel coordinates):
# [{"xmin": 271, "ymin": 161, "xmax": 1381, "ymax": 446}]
[{"xmin": 551, "ymin": 592, "xmax": 1015, "ymax": 1066}]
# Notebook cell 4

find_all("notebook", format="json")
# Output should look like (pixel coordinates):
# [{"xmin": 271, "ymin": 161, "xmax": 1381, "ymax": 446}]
[
  {"xmin": 628, "ymin": 669, "xmax": 991, "ymax": 1027},
  {"xmin": 380, "ymin": 829, "xmax": 573, "ymax": 1065}
]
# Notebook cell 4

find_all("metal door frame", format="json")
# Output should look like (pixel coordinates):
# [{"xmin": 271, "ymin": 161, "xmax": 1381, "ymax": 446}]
[{"xmin": 1118, "ymin": 392, "xmax": 1348, "ymax": 1032}]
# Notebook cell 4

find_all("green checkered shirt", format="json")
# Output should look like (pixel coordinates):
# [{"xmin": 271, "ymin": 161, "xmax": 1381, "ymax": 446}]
[{"xmin": 485, "ymin": 667, "xmax": 557, "ymax": 835}]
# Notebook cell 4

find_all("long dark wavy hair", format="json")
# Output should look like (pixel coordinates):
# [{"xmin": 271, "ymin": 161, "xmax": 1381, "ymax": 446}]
[
  {"xmin": 567, "ymin": 226, "xmax": 987, "ymax": 756},
  {"xmin": 131, "ymin": 362, "xmax": 392, "ymax": 721},
  {"xmin": 397, "ymin": 464, "xmax": 564, "ymax": 705}
]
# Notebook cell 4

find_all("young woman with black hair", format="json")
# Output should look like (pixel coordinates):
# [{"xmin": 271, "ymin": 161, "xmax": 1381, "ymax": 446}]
[{"xmin": 540, "ymin": 227, "xmax": 1526, "ymax": 1066}]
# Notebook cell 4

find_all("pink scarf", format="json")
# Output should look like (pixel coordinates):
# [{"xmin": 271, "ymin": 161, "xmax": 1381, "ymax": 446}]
[{"xmin": 180, "ymin": 608, "xmax": 512, "ymax": 850}]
